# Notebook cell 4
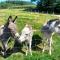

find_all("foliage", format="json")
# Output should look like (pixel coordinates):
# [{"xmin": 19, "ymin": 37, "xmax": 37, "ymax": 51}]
[
  {"xmin": 37, "ymin": 0, "xmax": 60, "ymax": 13},
  {"xmin": 0, "ymin": 1, "xmax": 34, "ymax": 9},
  {"xmin": 54, "ymin": 2, "xmax": 60, "ymax": 13}
]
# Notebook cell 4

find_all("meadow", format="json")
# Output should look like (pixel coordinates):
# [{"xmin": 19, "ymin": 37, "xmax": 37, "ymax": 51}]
[{"xmin": 0, "ymin": 8, "xmax": 60, "ymax": 60}]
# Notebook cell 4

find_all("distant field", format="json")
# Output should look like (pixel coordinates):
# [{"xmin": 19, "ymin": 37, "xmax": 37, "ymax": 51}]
[{"xmin": 0, "ymin": 9, "xmax": 60, "ymax": 60}]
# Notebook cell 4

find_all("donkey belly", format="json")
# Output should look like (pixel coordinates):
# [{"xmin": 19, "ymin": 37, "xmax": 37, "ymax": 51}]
[{"xmin": 0, "ymin": 32, "xmax": 10, "ymax": 42}]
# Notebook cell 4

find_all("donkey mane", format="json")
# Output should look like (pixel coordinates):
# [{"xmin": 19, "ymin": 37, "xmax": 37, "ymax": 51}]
[
  {"xmin": 47, "ymin": 19, "xmax": 59, "ymax": 26},
  {"xmin": 55, "ymin": 20, "xmax": 60, "ymax": 27}
]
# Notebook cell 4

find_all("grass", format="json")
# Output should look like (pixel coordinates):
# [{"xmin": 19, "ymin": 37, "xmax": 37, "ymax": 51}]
[{"xmin": 0, "ymin": 9, "xmax": 60, "ymax": 60}]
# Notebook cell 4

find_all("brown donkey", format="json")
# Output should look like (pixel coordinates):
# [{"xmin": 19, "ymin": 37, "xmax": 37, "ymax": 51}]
[{"xmin": 0, "ymin": 16, "xmax": 17, "ymax": 56}]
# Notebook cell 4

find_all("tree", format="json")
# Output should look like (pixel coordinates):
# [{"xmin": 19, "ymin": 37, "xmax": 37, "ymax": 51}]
[{"xmin": 37, "ymin": 0, "xmax": 56, "ymax": 12}]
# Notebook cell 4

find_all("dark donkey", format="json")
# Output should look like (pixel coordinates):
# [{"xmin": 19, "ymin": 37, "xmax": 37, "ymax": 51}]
[{"xmin": 0, "ymin": 16, "xmax": 17, "ymax": 56}]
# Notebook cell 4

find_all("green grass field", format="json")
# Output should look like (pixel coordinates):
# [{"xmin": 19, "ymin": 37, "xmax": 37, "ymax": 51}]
[{"xmin": 0, "ymin": 9, "xmax": 60, "ymax": 60}]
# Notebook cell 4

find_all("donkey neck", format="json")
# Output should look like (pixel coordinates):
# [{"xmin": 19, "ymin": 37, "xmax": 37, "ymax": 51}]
[
  {"xmin": 0, "ymin": 25, "xmax": 11, "ymax": 40},
  {"xmin": 11, "ymin": 30, "xmax": 20, "ymax": 39}
]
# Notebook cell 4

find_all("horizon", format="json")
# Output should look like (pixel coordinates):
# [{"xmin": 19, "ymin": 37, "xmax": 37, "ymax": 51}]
[{"xmin": 0, "ymin": 0, "xmax": 37, "ymax": 4}]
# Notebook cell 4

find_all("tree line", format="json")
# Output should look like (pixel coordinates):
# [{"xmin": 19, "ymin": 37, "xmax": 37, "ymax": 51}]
[
  {"xmin": 0, "ymin": 0, "xmax": 60, "ymax": 13},
  {"xmin": 35, "ymin": 0, "xmax": 60, "ymax": 13}
]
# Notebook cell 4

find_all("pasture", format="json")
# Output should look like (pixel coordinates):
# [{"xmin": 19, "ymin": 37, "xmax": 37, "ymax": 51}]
[{"xmin": 0, "ymin": 9, "xmax": 60, "ymax": 60}]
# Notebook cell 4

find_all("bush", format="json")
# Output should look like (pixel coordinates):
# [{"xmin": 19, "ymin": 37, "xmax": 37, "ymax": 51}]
[
  {"xmin": 0, "ymin": 2, "xmax": 8, "ymax": 9},
  {"xmin": 54, "ymin": 3, "xmax": 60, "ymax": 13},
  {"xmin": 37, "ymin": 1, "xmax": 60, "ymax": 13}
]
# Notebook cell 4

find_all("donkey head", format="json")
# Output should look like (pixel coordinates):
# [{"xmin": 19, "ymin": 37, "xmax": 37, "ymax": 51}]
[
  {"xmin": 55, "ymin": 20, "xmax": 60, "ymax": 34},
  {"xmin": 8, "ymin": 16, "xmax": 19, "ymax": 38}
]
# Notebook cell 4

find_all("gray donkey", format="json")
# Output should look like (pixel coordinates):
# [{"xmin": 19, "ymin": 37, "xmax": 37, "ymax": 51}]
[
  {"xmin": 0, "ymin": 16, "xmax": 17, "ymax": 56},
  {"xmin": 8, "ymin": 18, "xmax": 33, "ymax": 56},
  {"xmin": 41, "ymin": 19, "xmax": 60, "ymax": 55}
]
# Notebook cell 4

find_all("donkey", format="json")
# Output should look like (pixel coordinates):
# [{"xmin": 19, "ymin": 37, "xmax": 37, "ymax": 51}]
[
  {"xmin": 18, "ymin": 24, "xmax": 33, "ymax": 56},
  {"xmin": 0, "ymin": 16, "xmax": 17, "ymax": 56},
  {"xmin": 41, "ymin": 19, "xmax": 60, "ymax": 55},
  {"xmin": 8, "ymin": 18, "xmax": 33, "ymax": 56}
]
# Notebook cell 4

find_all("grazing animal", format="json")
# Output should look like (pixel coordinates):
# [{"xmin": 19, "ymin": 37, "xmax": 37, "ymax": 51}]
[
  {"xmin": 8, "ymin": 19, "xmax": 33, "ymax": 56},
  {"xmin": 18, "ymin": 24, "xmax": 33, "ymax": 56},
  {"xmin": 41, "ymin": 19, "xmax": 60, "ymax": 55},
  {"xmin": 0, "ymin": 16, "xmax": 17, "ymax": 56}
]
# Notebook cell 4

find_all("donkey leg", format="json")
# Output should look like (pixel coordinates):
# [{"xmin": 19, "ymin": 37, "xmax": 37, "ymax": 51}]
[
  {"xmin": 1, "ymin": 41, "xmax": 8, "ymax": 56},
  {"xmin": 42, "ymin": 36, "xmax": 47, "ymax": 53},
  {"xmin": 48, "ymin": 36, "xmax": 52, "ymax": 55},
  {"xmin": 25, "ymin": 42, "xmax": 28, "ymax": 56},
  {"xmin": 42, "ymin": 41, "xmax": 45, "ymax": 53},
  {"xmin": 29, "ymin": 40, "xmax": 32, "ymax": 55}
]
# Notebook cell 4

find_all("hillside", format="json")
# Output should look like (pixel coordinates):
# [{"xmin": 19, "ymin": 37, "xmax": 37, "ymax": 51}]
[{"xmin": 0, "ymin": 1, "xmax": 35, "ymax": 9}]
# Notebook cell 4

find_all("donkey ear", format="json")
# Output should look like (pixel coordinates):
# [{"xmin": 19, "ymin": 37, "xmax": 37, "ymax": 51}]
[
  {"xmin": 8, "ymin": 16, "xmax": 12, "ymax": 20},
  {"xmin": 13, "ymin": 16, "xmax": 17, "ymax": 23},
  {"xmin": 8, "ymin": 16, "xmax": 12, "ymax": 22}
]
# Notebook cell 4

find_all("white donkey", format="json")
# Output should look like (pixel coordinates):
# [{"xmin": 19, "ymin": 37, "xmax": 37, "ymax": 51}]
[
  {"xmin": 8, "ymin": 19, "xmax": 33, "ymax": 56},
  {"xmin": 19, "ymin": 24, "xmax": 33, "ymax": 55},
  {"xmin": 41, "ymin": 19, "xmax": 60, "ymax": 55}
]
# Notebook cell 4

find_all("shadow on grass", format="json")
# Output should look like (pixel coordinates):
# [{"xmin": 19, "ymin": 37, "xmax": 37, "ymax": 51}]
[
  {"xmin": 6, "ymin": 41, "xmax": 25, "ymax": 57},
  {"xmin": 1, "ymin": 41, "xmax": 25, "ymax": 58},
  {"xmin": 1, "ymin": 34, "xmax": 42, "ymax": 58},
  {"xmin": 32, "ymin": 34, "xmax": 42, "ymax": 51}
]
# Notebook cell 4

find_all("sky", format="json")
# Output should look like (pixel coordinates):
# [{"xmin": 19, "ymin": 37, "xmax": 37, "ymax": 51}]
[{"xmin": 0, "ymin": 0, "xmax": 5, "ymax": 2}]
